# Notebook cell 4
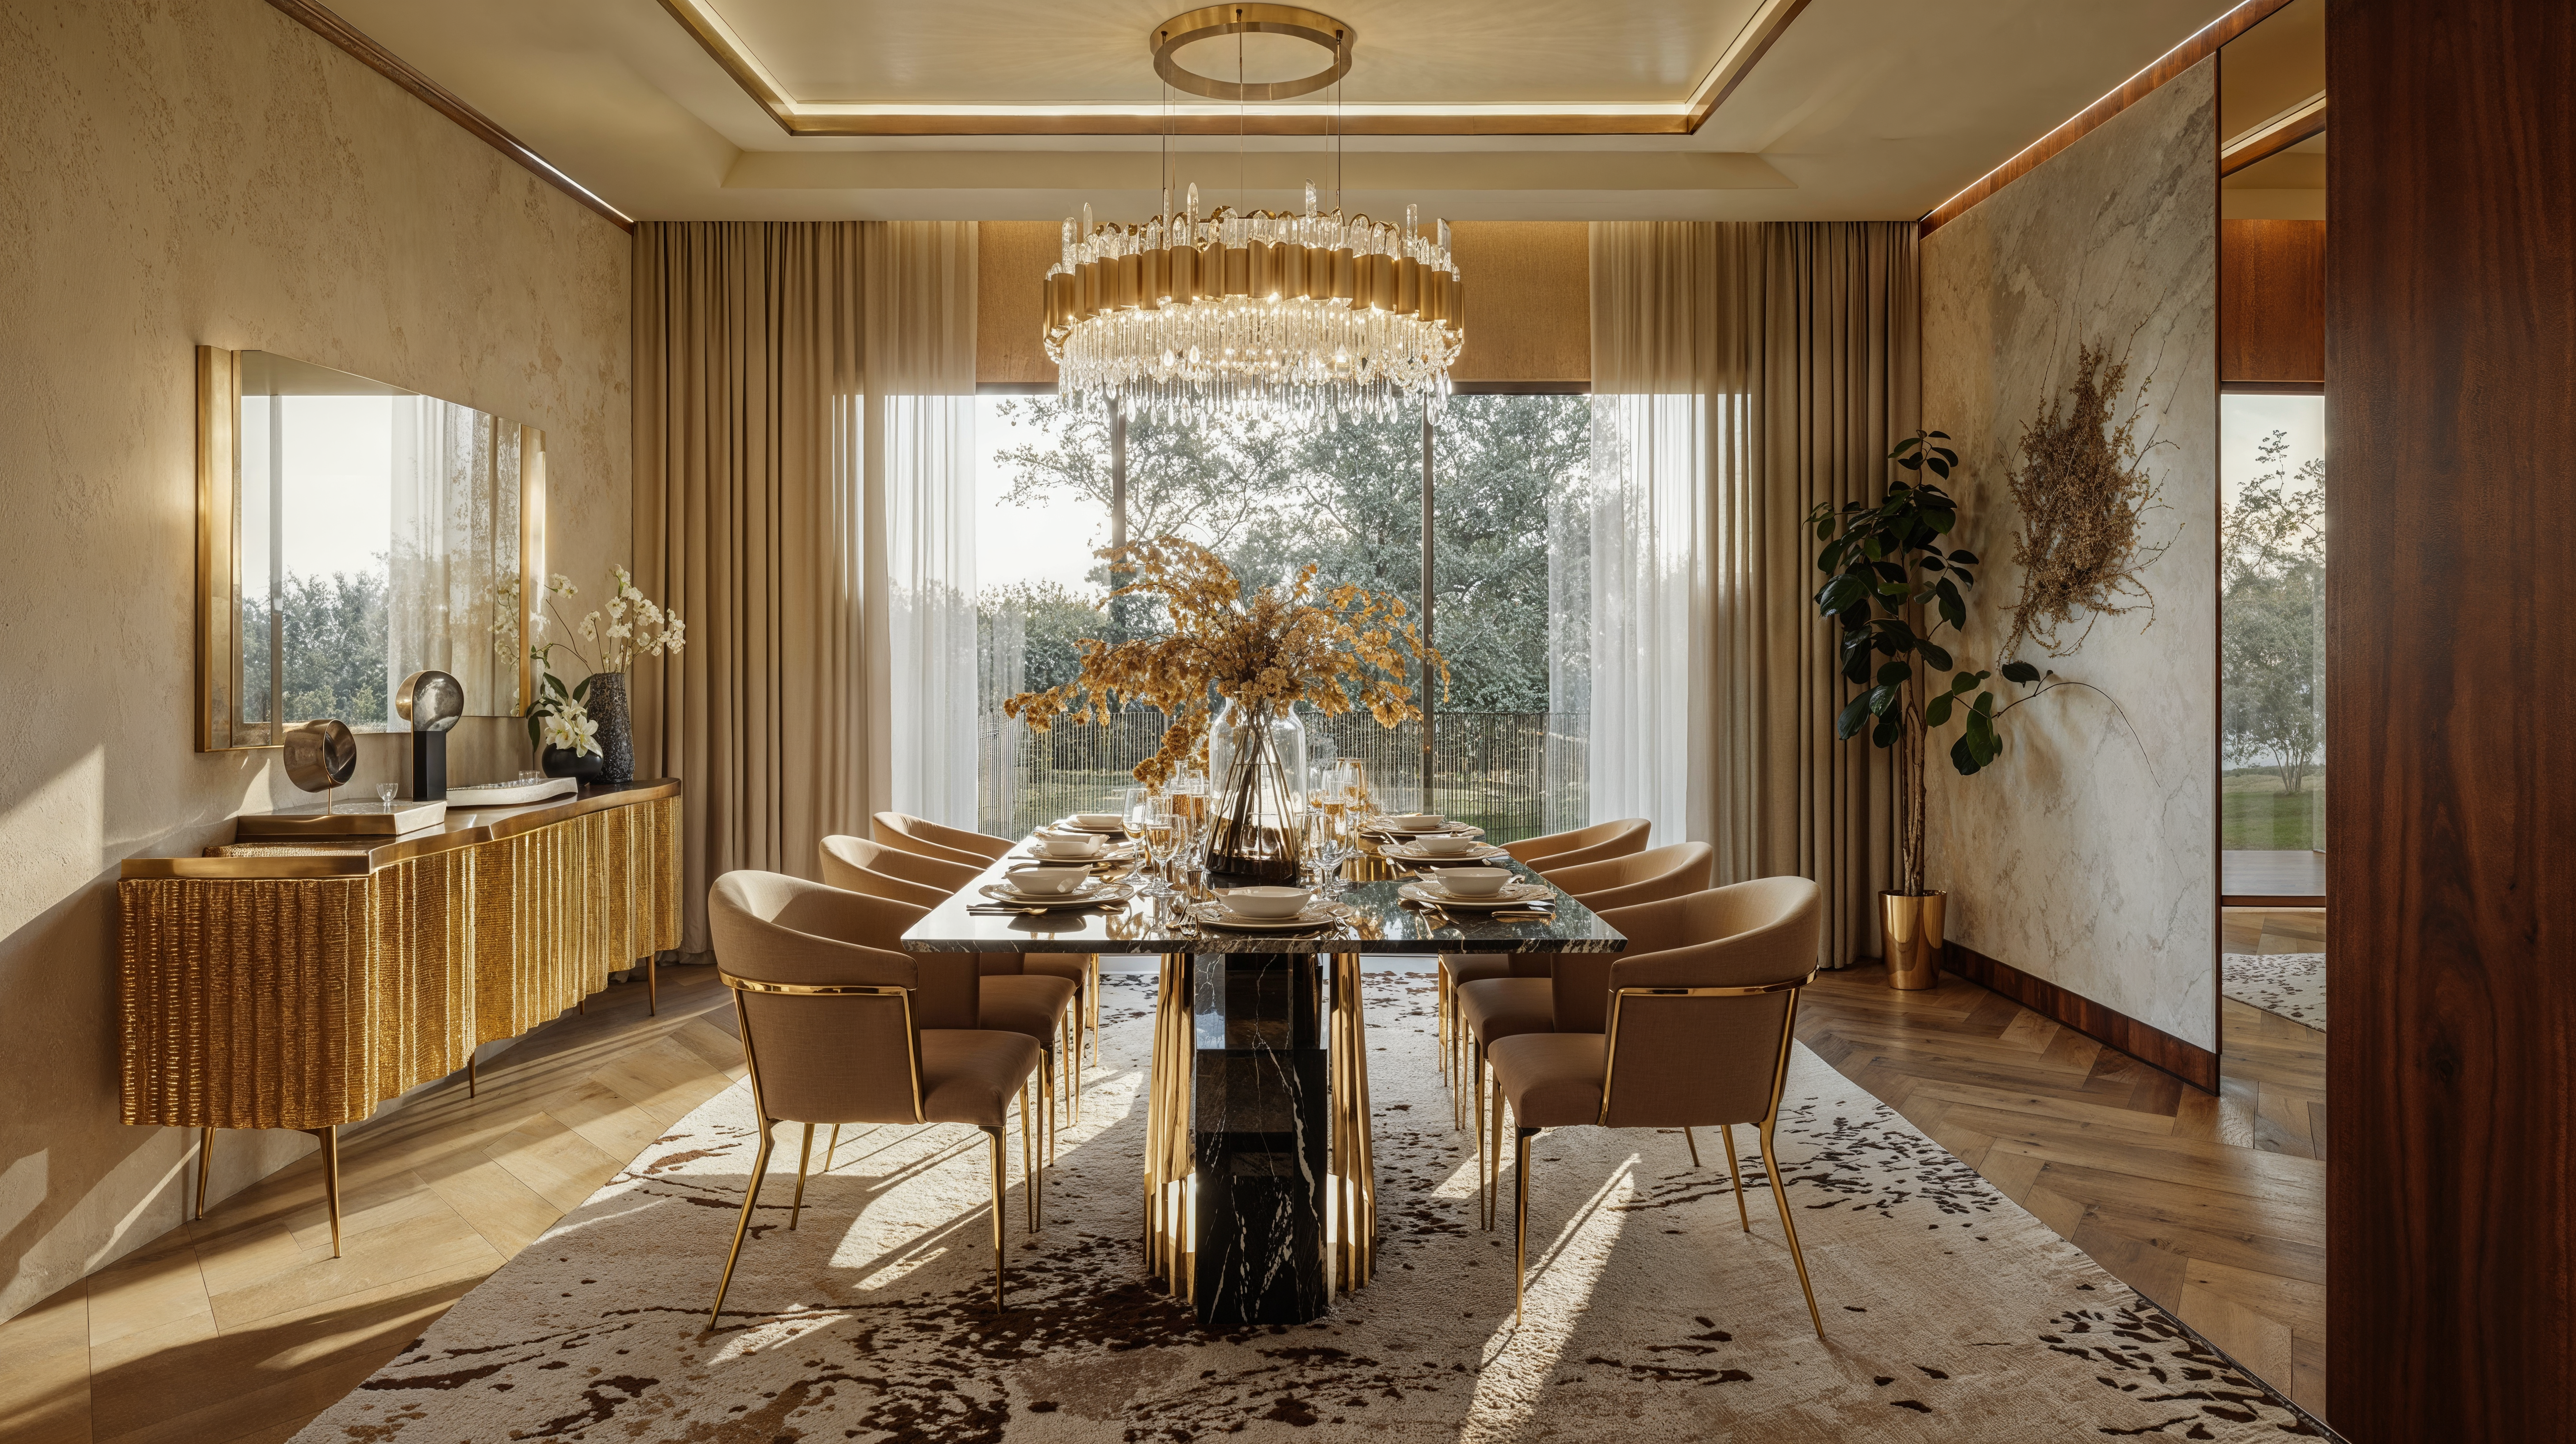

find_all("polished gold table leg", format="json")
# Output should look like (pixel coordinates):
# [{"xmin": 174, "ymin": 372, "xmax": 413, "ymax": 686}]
[{"xmin": 308, "ymin": 1125, "xmax": 342, "ymax": 1258}]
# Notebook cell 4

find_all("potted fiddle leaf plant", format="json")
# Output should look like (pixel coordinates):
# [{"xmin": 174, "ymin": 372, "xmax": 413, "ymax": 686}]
[{"xmin": 1807, "ymin": 431, "xmax": 2044, "ymax": 989}]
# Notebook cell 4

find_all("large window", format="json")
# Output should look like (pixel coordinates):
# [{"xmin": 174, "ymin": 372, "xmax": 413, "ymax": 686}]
[
  {"xmin": 973, "ymin": 393, "xmax": 1589, "ymax": 841},
  {"xmin": 2219, "ymin": 392, "xmax": 2326, "ymax": 854}
]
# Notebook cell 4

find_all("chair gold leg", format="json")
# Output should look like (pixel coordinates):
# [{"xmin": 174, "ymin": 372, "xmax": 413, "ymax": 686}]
[
  {"xmin": 824, "ymin": 1123, "xmax": 842, "ymax": 1174},
  {"xmin": 1760, "ymin": 1118, "xmax": 1825, "ymax": 1340},
  {"xmin": 1472, "ymin": 1042, "xmax": 1487, "ymax": 1226},
  {"xmin": 1019, "ymin": 1085, "xmax": 1036, "ymax": 1233},
  {"xmin": 1719, "ymin": 1123, "xmax": 1751, "ymax": 1233},
  {"xmin": 787, "ymin": 1123, "xmax": 815, "ymax": 1231},
  {"xmin": 308, "ymin": 1126, "xmax": 342, "ymax": 1258},
  {"xmin": 1043, "ymin": 1046, "xmax": 1059, "ymax": 1168},
  {"xmin": 195, "ymin": 1127, "xmax": 214, "ymax": 1221},
  {"xmin": 1040, "ymin": 1064, "xmax": 1052, "ymax": 1223},
  {"xmin": 1514, "ymin": 1128, "xmax": 1533, "ymax": 1328},
  {"xmin": 984, "ymin": 1125, "xmax": 1007, "ymax": 1312},
  {"xmin": 1682, "ymin": 1125, "xmax": 1702, "ymax": 1169},
  {"xmin": 709, "ymin": 1121, "xmax": 778, "ymax": 1329},
  {"xmin": 1486, "ymin": 1062, "xmax": 1506, "ymax": 1233},
  {"xmin": 1435, "ymin": 961, "xmax": 1449, "ymax": 1080}
]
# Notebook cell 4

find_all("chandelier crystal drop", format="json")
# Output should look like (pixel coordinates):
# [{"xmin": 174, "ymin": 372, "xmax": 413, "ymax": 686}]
[{"xmin": 1047, "ymin": 183, "xmax": 1463, "ymax": 422}]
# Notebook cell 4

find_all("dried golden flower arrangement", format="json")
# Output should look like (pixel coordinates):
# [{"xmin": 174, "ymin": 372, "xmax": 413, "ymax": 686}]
[
  {"xmin": 2003, "ymin": 342, "xmax": 2174, "ymax": 658},
  {"xmin": 1002, "ymin": 536, "xmax": 1447, "ymax": 788}
]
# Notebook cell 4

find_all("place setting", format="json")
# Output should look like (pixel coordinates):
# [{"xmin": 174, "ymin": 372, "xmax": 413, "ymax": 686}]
[
  {"xmin": 1009, "ymin": 824, "xmax": 1142, "ymax": 872},
  {"xmin": 1184, "ymin": 883, "xmax": 1361, "ymax": 935},
  {"xmin": 1358, "ymin": 810, "xmax": 1487, "ymax": 845},
  {"xmin": 1395, "ymin": 864, "xmax": 1559, "ymax": 923},
  {"xmin": 971, "ymin": 862, "xmax": 1135, "ymax": 916}
]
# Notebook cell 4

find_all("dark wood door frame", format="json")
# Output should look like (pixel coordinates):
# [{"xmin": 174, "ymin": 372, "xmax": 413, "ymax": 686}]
[{"xmin": 2327, "ymin": 0, "xmax": 2576, "ymax": 1435}]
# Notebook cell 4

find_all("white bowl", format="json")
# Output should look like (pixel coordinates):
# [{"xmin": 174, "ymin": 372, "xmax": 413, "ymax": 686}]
[
  {"xmin": 1415, "ymin": 834, "xmax": 1479, "ymax": 856},
  {"xmin": 1006, "ymin": 865, "xmax": 1091, "ymax": 896},
  {"xmin": 1226, "ymin": 885, "xmax": 1313, "ymax": 919},
  {"xmin": 1036, "ymin": 833, "xmax": 1104, "ymax": 858},
  {"xmin": 1384, "ymin": 813, "xmax": 1445, "ymax": 832},
  {"xmin": 1070, "ymin": 812, "xmax": 1127, "ymax": 831},
  {"xmin": 1437, "ymin": 868, "xmax": 1512, "ymax": 898}
]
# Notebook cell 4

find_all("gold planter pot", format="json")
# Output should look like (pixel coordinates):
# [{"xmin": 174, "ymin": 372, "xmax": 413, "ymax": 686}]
[{"xmin": 1880, "ymin": 890, "xmax": 1947, "ymax": 991}]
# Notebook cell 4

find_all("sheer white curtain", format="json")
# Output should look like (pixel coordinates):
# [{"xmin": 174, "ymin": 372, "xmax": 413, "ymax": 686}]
[
  {"xmin": 1587, "ymin": 221, "xmax": 1917, "ymax": 966},
  {"xmin": 863, "ymin": 222, "xmax": 980, "ymax": 830},
  {"xmin": 1584, "ymin": 223, "xmax": 1746, "ymax": 849}
]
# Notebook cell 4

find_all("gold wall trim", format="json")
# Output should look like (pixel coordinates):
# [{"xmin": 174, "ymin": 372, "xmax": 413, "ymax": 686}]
[{"xmin": 120, "ymin": 793, "xmax": 682, "ymax": 1131}]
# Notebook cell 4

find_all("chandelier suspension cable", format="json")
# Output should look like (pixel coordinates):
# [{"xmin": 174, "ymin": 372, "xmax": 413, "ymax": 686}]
[{"xmin": 1043, "ymin": 5, "xmax": 1462, "ymax": 422}]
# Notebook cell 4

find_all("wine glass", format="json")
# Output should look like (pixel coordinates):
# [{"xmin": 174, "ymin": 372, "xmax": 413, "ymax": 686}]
[
  {"xmin": 376, "ymin": 783, "xmax": 399, "ymax": 812},
  {"xmin": 1135, "ymin": 791, "xmax": 1177, "ymax": 897}
]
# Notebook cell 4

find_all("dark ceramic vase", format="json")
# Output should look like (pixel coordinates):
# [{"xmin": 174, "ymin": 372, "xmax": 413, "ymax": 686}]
[
  {"xmin": 584, "ymin": 672, "xmax": 634, "ymax": 782},
  {"xmin": 540, "ymin": 745, "xmax": 605, "ymax": 782}
]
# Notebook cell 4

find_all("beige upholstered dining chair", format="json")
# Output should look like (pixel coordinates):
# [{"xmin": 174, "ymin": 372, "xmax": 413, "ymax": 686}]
[
  {"xmin": 815, "ymin": 854, "xmax": 1081, "ymax": 1144},
  {"xmin": 705, "ymin": 870, "xmax": 1044, "ymax": 1324},
  {"xmin": 824, "ymin": 833, "xmax": 1103, "ymax": 1081},
  {"xmin": 1499, "ymin": 817, "xmax": 1652, "ymax": 875},
  {"xmin": 1483, "ymin": 876, "xmax": 1825, "ymax": 1336},
  {"xmin": 874, "ymin": 810, "xmax": 1013, "ymax": 868},
  {"xmin": 1440, "ymin": 839, "xmax": 1710, "ymax": 1126}
]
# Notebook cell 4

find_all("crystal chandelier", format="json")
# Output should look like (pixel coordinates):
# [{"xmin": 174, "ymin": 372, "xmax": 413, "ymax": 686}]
[{"xmin": 1042, "ymin": 7, "xmax": 1464, "ymax": 421}]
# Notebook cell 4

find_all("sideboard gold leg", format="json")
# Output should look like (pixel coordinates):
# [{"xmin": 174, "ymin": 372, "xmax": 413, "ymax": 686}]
[
  {"xmin": 195, "ymin": 1127, "xmax": 214, "ymax": 1220},
  {"xmin": 466, "ymin": 1050, "xmax": 478, "ymax": 1098},
  {"xmin": 308, "ymin": 1126, "xmax": 342, "ymax": 1258},
  {"xmin": 579, "ymin": 993, "xmax": 588, "ymax": 1016},
  {"xmin": 648, "ymin": 953, "xmax": 659, "ymax": 1016}
]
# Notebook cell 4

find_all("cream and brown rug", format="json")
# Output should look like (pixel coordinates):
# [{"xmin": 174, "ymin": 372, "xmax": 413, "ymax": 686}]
[
  {"xmin": 291, "ymin": 972, "xmax": 2313, "ymax": 1441},
  {"xmin": 2223, "ymin": 952, "xmax": 2328, "ymax": 1031}
]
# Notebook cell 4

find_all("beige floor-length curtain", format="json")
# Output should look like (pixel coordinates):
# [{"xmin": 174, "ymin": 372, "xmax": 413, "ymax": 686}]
[
  {"xmin": 1590, "ymin": 221, "xmax": 1917, "ymax": 968},
  {"xmin": 632, "ymin": 220, "xmax": 978, "ymax": 949}
]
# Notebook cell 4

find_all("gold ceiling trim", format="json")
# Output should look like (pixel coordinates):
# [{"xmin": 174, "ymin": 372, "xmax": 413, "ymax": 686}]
[{"xmin": 652, "ymin": 0, "xmax": 1809, "ymax": 138}]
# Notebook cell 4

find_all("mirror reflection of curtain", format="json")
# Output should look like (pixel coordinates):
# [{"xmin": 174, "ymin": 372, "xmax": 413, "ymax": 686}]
[
  {"xmin": 1587, "ymin": 220, "xmax": 1917, "ymax": 967},
  {"xmin": 388, "ymin": 396, "xmax": 520, "ymax": 716}
]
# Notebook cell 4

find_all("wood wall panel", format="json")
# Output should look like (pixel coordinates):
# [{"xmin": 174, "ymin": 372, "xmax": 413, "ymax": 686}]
[
  {"xmin": 2327, "ymin": 0, "xmax": 2576, "ymax": 1436},
  {"xmin": 2220, "ymin": 220, "xmax": 2326, "ymax": 383},
  {"xmin": 974, "ymin": 220, "xmax": 1590, "ymax": 389}
]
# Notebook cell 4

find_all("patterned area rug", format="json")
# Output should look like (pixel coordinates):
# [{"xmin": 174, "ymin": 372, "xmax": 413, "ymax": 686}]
[
  {"xmin": 2223, "ymin": 952, "xmax": 2327, "ymax": 1031},
  {"xmin": 292, "ymin": 973, "xmax": 2312, "ymax": 1442}
]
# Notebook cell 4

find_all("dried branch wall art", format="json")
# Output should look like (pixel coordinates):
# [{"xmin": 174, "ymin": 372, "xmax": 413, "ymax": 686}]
[{"xmin": 2002, "ymin": 342, "xmax": 2174, "ymax": 659}]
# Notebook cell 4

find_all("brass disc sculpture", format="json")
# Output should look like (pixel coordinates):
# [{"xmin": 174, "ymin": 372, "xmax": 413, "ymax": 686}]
[
  {"xmin": 394, "ymin": 670, "xmax": 464, "ymax": 733},
  {"xmin": 281, "ymin": 718, "xmax": 357, "ymax": 811}
]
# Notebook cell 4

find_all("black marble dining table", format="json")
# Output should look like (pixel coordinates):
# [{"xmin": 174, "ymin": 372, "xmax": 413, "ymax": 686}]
[{"xmin": 898, "ymin": 838, "xmax": 1626, "ymax": 1329}]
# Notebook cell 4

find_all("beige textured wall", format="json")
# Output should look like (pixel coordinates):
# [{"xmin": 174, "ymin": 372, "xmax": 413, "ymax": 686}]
[
  {"xmin": 1920, "ymin": 61, "xmax": 2220, "ymax": 1051},
  {"xmin": 0, "ymin": 0, "xmax": 630, "ymax": 1321}
]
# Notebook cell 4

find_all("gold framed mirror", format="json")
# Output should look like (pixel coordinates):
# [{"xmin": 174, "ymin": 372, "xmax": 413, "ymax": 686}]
[{"xmin": 195, "ymin": 346, "xmax": 544, "ymax": 750}]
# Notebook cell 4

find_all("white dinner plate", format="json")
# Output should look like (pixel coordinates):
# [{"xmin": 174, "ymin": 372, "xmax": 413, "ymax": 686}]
[
  {"xmin": 1397, "ymin": 879, "xmax": 1555, "ymax": 911},
  {"xmin": 1053, "ymin": 818, "xmax": 1131, "ymax": 836},
  {"xmin": 1365, "ymin": 821, "xmax": 1487, "ymax": 841},
  {"xmin": 1188, "ymin": 900, "xmax": 1357, "ymax": 932},
  {"xmin": 1384, "ymin": 839, "xmax": 1508, "ymax": 864},
  {"xmin": 979, "ymin": 881, "xmax": 1131, "ymax": 909}
]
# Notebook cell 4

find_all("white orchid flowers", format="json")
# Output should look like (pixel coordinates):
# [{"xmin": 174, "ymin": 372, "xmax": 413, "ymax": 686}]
[{"xmin": 537, "ymin": 699, "xmax": 602, "ymax": 758}]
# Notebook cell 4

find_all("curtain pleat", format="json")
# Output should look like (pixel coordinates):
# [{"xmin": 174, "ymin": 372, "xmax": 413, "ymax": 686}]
[
  {"xmin": 631, "ymin": 221, "xmax": 976, "ymax": 950},
  {"xmin": 1591, "ymin": 221, "xmax": 1917, "ymax": 968}
]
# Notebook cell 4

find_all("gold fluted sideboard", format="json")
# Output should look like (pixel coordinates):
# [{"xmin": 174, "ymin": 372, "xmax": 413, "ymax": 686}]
[{"xmin": 118, "ymin": 782, "xmax": 682, "ymax": 1251}]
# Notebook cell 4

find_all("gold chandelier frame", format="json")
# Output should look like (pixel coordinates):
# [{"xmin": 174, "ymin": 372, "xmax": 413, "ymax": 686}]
[{"xmin": 1150, "ymin": 5, "xmax": 1356, "ymax": 102}]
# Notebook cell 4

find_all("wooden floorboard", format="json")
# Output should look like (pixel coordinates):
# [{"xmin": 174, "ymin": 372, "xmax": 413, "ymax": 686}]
[
  {"xmin": 0, "ymin": 954, "xmax": 2331, "ymax": 1436},
  {"xmin": 1796, "ymin": 963, "xmax": 2327, "ymax": 1417}
]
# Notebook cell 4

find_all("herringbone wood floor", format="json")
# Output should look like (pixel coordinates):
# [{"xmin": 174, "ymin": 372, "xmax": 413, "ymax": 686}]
[
  {"xmin": 1796, "ymin": 918, "xmax": 2327, "ymax": 1417},
  {"xmin": 3, "ymin": 932, "xmax": 2329, "ymax": 1440}
]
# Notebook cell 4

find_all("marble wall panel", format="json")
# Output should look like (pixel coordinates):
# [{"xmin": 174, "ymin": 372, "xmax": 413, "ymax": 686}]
[
  {"xmin": 1920, "ymin": 61, "xmax": 2219, "ymax": 1052},
  {"xmin": 0, "ymin": 0, "xmax": 629, "ymax": 1320}
]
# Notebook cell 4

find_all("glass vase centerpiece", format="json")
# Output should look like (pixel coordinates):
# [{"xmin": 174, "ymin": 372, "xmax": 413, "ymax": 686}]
[{"xmin": 1004, "ymin": 536, "xmax": 1445, "ymax": 886}]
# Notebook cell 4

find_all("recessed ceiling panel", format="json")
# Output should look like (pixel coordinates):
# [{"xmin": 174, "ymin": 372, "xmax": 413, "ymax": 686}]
[{"xmin": 706, "ymin": 0, "xmax": 1758, "ymax": 107}]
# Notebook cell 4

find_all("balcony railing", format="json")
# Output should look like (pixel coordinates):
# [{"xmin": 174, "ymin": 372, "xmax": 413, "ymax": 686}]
[{"xmin": 978, "ymin": 708, "xmax": 1589, "ymax": 844}]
